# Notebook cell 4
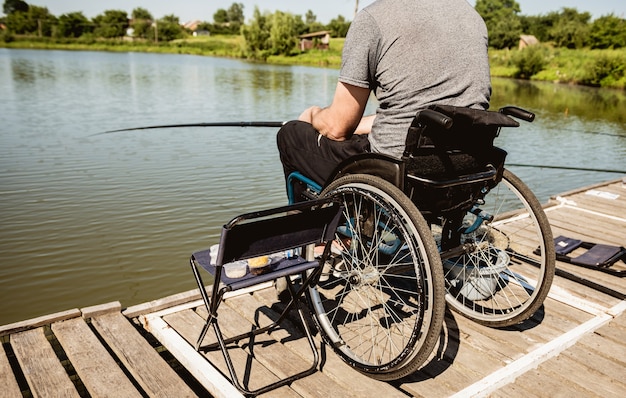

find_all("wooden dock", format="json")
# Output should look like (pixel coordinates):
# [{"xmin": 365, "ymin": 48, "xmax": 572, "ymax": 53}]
[{"xmin": 2, "ymin": 178, "xmax": 625, "ymax": 397}]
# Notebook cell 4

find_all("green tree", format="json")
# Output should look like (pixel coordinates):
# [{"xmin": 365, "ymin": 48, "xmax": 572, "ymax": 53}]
[
  {"xmin": 154, "ymin": 14, "xmax": 184, "ymax": 41},
  {"xmin": 213, "ymin": 9, "xmax": 228, "ymax": 24},
  {"xmin": 268, "ymin": 11, "xmax": 299, "ymax": 55},
  {"xmin": 3, "ymin": 0, "xmax": 28, "ymax": 15},
  {"xmin": 242, "ymin": 7, "xmax": 271, "ymax": 57},
  {"xmin": 131, "ymin": 7, "xmax": 152, "ymax": 39},
  {"xmin": 293, "ymin": 14, "xmax": 308, "ymax": 35},
  {"xmin": 475, "ymin": 0, "xmax": 522, "ymax": 49},
  {"xmin": 305, "ymin": 10, "xmax": 316, "ymax": 25},
  {"xmin": 93, "ymin": 10, "xmax": 128, "ymax": 38},
  {"xmin": 547, "ymin": 8, "xmax": 590, "ymax": 48},
  {"xmin": 303, "ymin": 10, "xmax": 324, "ymax": 34},
  {"xmin": 327, "ymin": 15, "xmax": 350, "ymax": 37},
  {"xmin": 227, "ymin": 3, "xmax": 244, "ymax": 25},
  {"xmin": 213, "ymin": 3, "xmax": 244, "ymax": 35},
  {"xmin": 57, "ymin": 12, "xmax": 91, "ymax": 38},
  {"xmin": 5, "ymin": 5, "xmax": 55, "ymax": 36},
  {"xmin": 588, "ymin": 14, "xmax": 626, "ymax": 49},
  {"xmin": 243, "ymin": 9, "xmax": 299, "ymax": 56},
  {"xmin": 520, "ymin": 14, "xmax": 556, "ymax": 42},
  {"xmin": 5, "ymin": 10, "xmax": 29, "ymax": 33}
]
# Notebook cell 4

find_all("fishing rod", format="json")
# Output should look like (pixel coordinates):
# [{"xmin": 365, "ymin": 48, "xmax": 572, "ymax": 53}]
[
  {"xmin": 92, "ymin": 121, "xmax": 287, "ymax": 136},
  {"xmin": 92, "ymin": 123, "xmax": 625, "ymax": 175},
  {"xmin": 507, "ymin": 163, "xmax": 625, "ymax": 174}
]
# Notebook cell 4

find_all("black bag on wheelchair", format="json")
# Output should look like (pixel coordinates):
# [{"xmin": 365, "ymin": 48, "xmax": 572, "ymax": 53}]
[{"xmin": 403, "ymin": 105, "xmax": 519, "ymax": 217}]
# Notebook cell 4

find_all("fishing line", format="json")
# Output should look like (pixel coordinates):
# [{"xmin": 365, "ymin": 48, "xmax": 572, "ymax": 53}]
[
  {"xmin": 554, "ymin": 128, "xmax": 625, "ymax": 138},
  {"xmin": 508, "ymin": 163, "xmax": 626, "ymax": 174}
]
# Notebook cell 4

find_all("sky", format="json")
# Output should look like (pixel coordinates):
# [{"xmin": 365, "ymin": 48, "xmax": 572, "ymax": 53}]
[{"xmin": 13, "ymin": 1, "xmax": 626, "ymax": 23}]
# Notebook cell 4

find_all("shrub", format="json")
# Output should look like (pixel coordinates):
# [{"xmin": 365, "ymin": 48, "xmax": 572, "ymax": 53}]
[
  {"xmin": 581, "ymin": 54, "xmax": 625, "ymax": 87},
  {"xmin": 1, "ymin": 30, "xmax": 15, "ymax": 43},
  {"xmin": 513, "ymin": 45, "xmax": 548, "ymax": 79}
]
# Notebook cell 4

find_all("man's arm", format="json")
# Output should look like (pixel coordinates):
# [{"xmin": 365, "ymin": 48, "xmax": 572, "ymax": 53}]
[
  {"xmin": 298, "ymin": 82, "xmax": 371, "ymax": 141},
  {"xmin": 354, "ymin": 114, "xmax": 375, "ymax": 135}
]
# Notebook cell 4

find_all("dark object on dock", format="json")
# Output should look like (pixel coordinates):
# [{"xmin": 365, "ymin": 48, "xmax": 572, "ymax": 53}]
[{"xmin": 553, "ymin": 235, "xmax": 626, "ymax": 277}]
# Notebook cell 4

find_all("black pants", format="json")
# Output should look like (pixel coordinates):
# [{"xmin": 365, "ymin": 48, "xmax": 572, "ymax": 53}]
[{"xmin": 277, "ymin": 120, "xmax": 370, "ymax": 197}]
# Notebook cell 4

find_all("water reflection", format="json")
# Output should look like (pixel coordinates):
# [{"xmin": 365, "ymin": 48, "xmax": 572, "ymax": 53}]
[{"xmin": 491, "ymin": 78, "xmax": 626, "ymax": 127}]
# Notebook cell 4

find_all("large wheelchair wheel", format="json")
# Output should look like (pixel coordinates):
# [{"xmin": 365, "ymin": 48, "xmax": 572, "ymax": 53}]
[
  {"xmin": 438, "ymin": 169, "xmax": 555, "ymax": 327},
  {"xmin": 307, "ymin": 174, "xmax": 445, "ymax": 380}
]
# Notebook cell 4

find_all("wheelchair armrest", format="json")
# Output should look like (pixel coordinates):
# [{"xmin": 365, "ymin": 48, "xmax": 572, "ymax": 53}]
[
  {"xmin": 499, "ymin": 106, "xmax": 535, "ymax": 122},
  {"xmin": 416, "ymin": 109, "xmax": 454, "ymax": 130},
  {"xmin": 404, "ymin": 109, "xmax": 453, "ymax": 158}
]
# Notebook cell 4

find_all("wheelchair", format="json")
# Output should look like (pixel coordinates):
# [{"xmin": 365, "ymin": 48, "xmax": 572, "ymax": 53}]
[{"xmin": 286, "ymin": 104, "xmax": 556, "ymax": 381}]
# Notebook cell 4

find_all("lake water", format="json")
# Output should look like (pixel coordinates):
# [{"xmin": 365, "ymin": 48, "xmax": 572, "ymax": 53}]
[{"xmin": 1, "ymin": 48, "xmax": 625, "ymax": 325}]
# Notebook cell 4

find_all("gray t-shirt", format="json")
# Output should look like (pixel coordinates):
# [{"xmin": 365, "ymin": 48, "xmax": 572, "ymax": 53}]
[{"xmin": 339, "ymin": 0, "xmax": 492, "ymax": 158}]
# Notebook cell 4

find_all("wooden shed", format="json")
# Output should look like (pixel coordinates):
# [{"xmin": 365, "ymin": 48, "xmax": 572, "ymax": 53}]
[
  {"xmin": 519, "ymin": 34, "xmax": 539, "ymax": 49},
  {"xmin": 298, "ymin": 31, "xmax": 331, "ymax": 51}
]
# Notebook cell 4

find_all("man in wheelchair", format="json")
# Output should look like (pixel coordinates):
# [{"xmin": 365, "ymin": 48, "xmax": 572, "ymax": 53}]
[
  {"xmin": 268, "ymin": 0, "xmax": 555, "ymax": 382},
  {"xmin": 277, "ymin": 0, "xmax": 492, "ymax": 199}
]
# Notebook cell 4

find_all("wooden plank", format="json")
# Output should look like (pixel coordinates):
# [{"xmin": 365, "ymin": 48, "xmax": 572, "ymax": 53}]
[
  {"xmin": 163, "ymin": 309, "xmax": 301, "ymax": 398},
  {"xmin": 239, "ymin": 288, "xmax": 409, "ymax": 397},
  {"xmin": 123, "ymin": 289, "xmax": 201, "ymax": 319},
  {"xmin": 578, "ymin": 331, "xmax": 626, "ymax": 367},
  {"xmin": 51, "ymin": 317, "xmax": 142, "ymax": 398},
  {"xmin": 10, "ymin": 327, "xmax": 80, "ymax": 397},
  {"xmin": 548, "ymin": 210, "xmax": 625, "ymax": 244},
  {"xmin": 611, "ymin": 311, "xmax": 626, "ymax": 329},
  {"xmin": 567, "ymin": 190, "xmax": 626, "ymax": 215},
  {"xmin": 560, "ymin": 344, "xmax": 626, "ymax": 387},
  {"xmin": 553, "ymin": 261, "xmax": 626, "ymax": 297},
  {"xmin": 539, "ymin": 353, "xmax": 626, "ymax": 397},
  {"xmin": 212, "ymin": 300, "xmax": 360, "ymax": 398},
  {"xmin": 401, "ymin": 358, "xmax": 473, "ymax": 398},
  {"xmin": 500, "ymin": 367, "xmax": 596, "ymax": 397},
  {"xmin": 566, "ymin": 197, "xmax": 626, "ymax": 218},
  {"xmin": 140, "ymin": 314, "xmax": 244, "ymax": 398},
  {"xmin": 490, "ymin": 382, "xmax": 542, "ymax": 398},
  {"xmin": 81, "ymin": 301, "xmax": 122, "ymax": 319},
  {"xmin": 0, "ymin": 341, "xmax": 23, "ymax": 397},
  {"xmin": 448, "ymin": 309, "xmax": 614, "ymax": 397},
  {"xmin": 546, "ymin": 272, "xmax": 623, "ymax": 308},
  {"xmin": 91, "ymin": 312, "xmax": 197, "ymax": 397},
  {"xmin": 0, "ymin": 308, "xmax": 81, "ymax": 337},
  {"xmin": 550, "ymin": 179, "xmax": 621, "ymax": 199}
]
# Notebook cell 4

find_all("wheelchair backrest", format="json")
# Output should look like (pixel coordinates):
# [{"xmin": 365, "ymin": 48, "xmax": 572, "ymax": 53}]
[
  {"xmin": 401, "ymin": 105, "xmax": 524, "ymax": 218},
  {"xmin": 404, "ymin": 105, "xmax": 520, "ymax": 157}
]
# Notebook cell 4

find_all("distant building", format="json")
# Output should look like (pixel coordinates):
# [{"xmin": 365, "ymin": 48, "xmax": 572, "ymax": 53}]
[
  {"xmin": 183, "ymin": 20, "xmax": 202, "ymax": 32},
  {"xmin": 519, "ymin": 35, "xmax": 539, "ymax": 50},
  {"xmin": 298, "ymin": 31, "xmax": 331, "ymax": 51}
]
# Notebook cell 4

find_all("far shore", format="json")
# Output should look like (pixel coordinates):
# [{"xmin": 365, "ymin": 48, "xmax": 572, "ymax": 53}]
[{"xmin": 2, "ymin": 35, "xmax": 625, "ymax": 90}]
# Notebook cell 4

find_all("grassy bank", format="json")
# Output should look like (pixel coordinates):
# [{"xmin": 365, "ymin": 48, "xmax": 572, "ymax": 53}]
[
  {"xmin": 489, "ymin": 47, "xmax": 626, "ymax": 89},
  {"xmin": 2, "ymin": 35, "xmax": 624, "ymax": 89}
]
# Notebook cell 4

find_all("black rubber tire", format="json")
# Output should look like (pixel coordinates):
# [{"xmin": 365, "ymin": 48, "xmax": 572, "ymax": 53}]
[
  {"xmin": 440, "ymin": 169, "xmax": 555, "ymax": 327},
  {"xmin": 308, "ymin": 174, "xmax": 446, "ymax": 380}
]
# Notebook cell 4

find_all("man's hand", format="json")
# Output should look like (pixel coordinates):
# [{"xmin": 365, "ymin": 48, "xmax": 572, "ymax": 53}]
[{"xmin": 298, "ymin": 82, "xmax": 371, "ymax": 141}]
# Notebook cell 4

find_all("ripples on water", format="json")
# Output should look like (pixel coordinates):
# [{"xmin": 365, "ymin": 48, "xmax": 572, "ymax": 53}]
[{"xmin": 1, "ymin": 49, "xmax": 624, "ymax": 325}]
